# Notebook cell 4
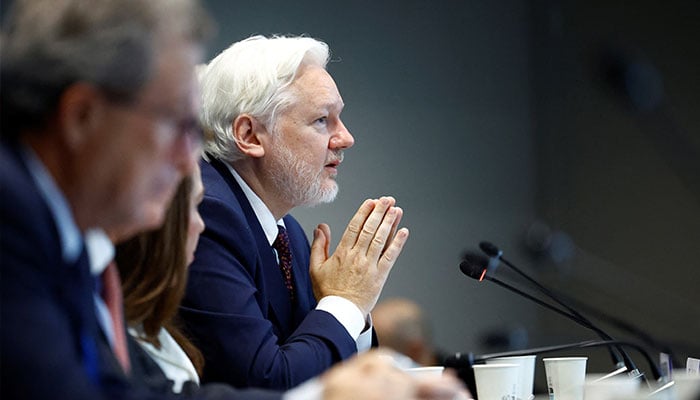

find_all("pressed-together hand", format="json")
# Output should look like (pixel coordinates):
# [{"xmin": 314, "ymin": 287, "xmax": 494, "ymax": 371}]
[
  {"xmin": 320, "ymin": 350, "xmax": 471, "ymax": 400},
  {"xmin": 309, "ymin": 196, "xmax": 409, "ymax": 316}
]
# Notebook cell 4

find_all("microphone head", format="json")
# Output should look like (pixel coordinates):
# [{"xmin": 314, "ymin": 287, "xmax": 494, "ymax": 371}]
[
  {"xmin": 479, "ymin": 241, "xmax": 503, "ymax": 258},
  {"xmin": 459, "ymin": 252, "xmax": 489, "ymax": 280}
]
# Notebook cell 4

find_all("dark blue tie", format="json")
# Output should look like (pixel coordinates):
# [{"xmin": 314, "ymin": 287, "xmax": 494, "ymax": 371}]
[{"xmin": 74, "ymin": 245, "xmax": 100, "ymax": 385}]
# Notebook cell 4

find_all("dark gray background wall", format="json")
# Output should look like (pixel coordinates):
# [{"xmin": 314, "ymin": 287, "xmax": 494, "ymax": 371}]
[
  {"xmin": 530, "ymin": 0, "xmax": 700, "ymax": 373},
  {"xmin": 200, "ymin": 0, "xmax": 700, "ymax": 373}
]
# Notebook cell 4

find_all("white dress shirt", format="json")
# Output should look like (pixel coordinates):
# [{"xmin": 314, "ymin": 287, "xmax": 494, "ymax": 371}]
[
  {"xmin": 84, "ymin": 229, "xmax": 117, "ymax": 348},
  {"xmin": 129, "ymin": 325, "xmax": 200, "ymax": 393}
]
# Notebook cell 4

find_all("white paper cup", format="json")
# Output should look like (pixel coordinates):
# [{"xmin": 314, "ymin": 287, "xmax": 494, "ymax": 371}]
[
  {"xmin": 485, "ymin": 355, "xmax": 536, "ymax": 400},
  {"xmin": 472, "ymin": 363, "xmax": 519, "ymax": 400},
  {"xmin": 405, "ymin": 366, "xmax": 445, "ymax": 379},
  {"xmin": 672, "ymin": 371, "xmax": 700, "ymax": 400},
  {"xmin": 543, "ymin": 357, "xmax": 587, "ymax": 400},
  {"xmin": 584, "ymin": 373, "xmax": 640, "ymax": 400}
]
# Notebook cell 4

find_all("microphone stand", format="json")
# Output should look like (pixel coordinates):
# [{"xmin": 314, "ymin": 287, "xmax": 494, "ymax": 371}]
[
  {"xmin": 478, "ymin": 243, "xmax": 643, "ymax": 379},
  {"xmin": 461, "ymin": 253, "xmax": 640, "ymax": 378}
]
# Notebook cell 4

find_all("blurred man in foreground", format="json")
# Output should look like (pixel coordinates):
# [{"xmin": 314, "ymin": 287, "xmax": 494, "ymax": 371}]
[{"xmin": 1, "ymin": 0, "xmax": 210, "ymax": 397}]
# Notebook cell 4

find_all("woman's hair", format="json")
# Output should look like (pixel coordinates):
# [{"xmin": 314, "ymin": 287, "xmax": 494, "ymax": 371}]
[{"xmin": 115, "ymin": 176, "xmax": 204, "ymax": 375}]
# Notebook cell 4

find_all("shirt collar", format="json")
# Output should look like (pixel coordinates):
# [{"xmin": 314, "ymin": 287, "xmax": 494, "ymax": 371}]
[
  {"xmin": 21, "ymin": 145, "xmax": 83, "ymax": 264},
  {"xmin": 84, "ymin": 228, "xmax": 115, "ymax": 276},
  {"xmin": 223, "ymin": 162, "xmax": 285, "ymax": 246}
]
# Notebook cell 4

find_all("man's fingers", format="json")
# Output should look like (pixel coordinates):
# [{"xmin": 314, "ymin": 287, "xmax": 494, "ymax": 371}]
[
  {"xmin": 383, "ymin": 207, "xmax": 403, "ymax": 253},
  {"xmin": 354, "ymin": 196, "xmax": 394, "ymax": 250},
  {"xmin": 318, "ymin": 223, "xmax": 331, "ymax": 257},
  {"xmin": 378, "ymin": 227, "xmax": 409, "ymax": 270},
  {"xmin": 336, "ymin": 199, "xmax": 376, "ymax": 251},
  {"xmin": 366, "ymin": 206, "xmax": 401, "ymax": 259},
  {"xmin": 309, "ymin": 224, "xmax": 330, "ymax": 269}
]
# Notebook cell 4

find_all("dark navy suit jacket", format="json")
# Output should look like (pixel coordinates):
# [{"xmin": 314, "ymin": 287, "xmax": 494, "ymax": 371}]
[
  {"xmin": 0, "ymin": 142, "xmax": 134, "ymax": 399},
  {"xmin": 181, "ymin": 157, "xmax": 358, "ymax": 390},
  {"xmin": 0, "ymin": 141, "xmax": 281, "ymax": 400}
]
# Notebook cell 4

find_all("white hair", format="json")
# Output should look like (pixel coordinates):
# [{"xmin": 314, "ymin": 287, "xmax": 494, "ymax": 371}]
[{"xmin": 198, "ymin": 35, "xmax": 330, "ymax": 162}]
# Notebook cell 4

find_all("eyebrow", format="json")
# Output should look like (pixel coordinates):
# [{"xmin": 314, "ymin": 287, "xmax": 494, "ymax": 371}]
[{"xmin": 316, "ymin": 99, "xmax": 344, "ymax": 113}]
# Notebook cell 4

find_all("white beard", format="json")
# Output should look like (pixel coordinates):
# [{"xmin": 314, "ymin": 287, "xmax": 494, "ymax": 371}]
[{"xmin": 267, "ymin": 140, "xmax": 341, "ymax": 207}]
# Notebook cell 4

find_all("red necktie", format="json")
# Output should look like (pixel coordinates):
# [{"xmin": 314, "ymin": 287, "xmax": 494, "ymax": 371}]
[
  {"xmin": 101, "ymin": 261, "xmax": 131, "ymax": 374},
  {"xmin": 272, "ymin": 225, "xmax": 295, "ymax": 301}
]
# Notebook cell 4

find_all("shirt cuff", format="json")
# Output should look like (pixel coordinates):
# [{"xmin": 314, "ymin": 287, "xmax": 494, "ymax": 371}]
[
  {"xmin": 316, "ymin": 295, "xmax": 365, "ymax": 341},
  {"xmin": 356, "ymin": 313, "xmax": 373, "ymax": 352}
]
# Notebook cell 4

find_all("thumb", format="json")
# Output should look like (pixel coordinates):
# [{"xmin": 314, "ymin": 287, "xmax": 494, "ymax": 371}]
[{"xmin": 309, "ymin": 224, "xmax": 330, "ymax": 270}]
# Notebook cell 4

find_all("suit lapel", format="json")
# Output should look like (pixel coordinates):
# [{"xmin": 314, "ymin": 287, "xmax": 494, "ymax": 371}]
[{"xmin": 207, "ymin": 158, "xmax": 295, "ymax": 337}]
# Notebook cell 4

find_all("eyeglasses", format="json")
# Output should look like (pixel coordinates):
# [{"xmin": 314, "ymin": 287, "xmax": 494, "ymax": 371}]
[
  {"xmin": 169, "ymin": 115, "xmax": 204, "ymax": 144},
  {"xmin": 105, "ymin": 93, "xmax": 204, "ymax": 144}
]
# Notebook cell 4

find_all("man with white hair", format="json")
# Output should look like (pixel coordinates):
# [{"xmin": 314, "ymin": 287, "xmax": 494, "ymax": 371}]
[{"xmin": 182, "ymin": 35, "xmax": 409, "ymax": 390}]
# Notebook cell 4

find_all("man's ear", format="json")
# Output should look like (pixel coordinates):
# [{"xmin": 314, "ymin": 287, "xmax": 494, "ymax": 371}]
[
  {"xmin": 56, "ymin": 83, "xmax": 105, "ymax": 151},
  {"xmin": 232, "ymin": 114, "xmax": 266, "ymax": 158}
]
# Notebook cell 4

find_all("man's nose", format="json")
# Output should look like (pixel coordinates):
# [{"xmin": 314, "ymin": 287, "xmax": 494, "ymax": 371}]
[{"xmin": 330, "ymin": 120, "xmax": 354, "ymax": 149}]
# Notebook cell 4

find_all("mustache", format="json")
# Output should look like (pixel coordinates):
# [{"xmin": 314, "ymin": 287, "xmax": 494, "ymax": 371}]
[{"xmin": 325, "ymin": 150, "xmax": 344, "ymax": 164}]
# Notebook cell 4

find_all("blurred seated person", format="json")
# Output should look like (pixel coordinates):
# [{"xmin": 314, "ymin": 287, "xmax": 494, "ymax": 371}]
[
  {"xmin": 116, "ymin": 164, "xmax": 206, "ymax": 393},
  {"xmin": 113, "ymin": 166, "xmax": 470, "ymax": 400},
  {"xmin": 372, "ymin": 298, "xmax": 444, "ymax": 367}
]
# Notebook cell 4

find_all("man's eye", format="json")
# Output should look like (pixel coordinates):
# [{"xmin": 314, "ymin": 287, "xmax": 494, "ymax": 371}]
[{"xmin": 314, "ymin": 117, "xmax": 328, "ymax": 125}]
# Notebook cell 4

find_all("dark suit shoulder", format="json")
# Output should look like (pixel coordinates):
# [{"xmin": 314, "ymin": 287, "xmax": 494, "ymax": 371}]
[
  {"xmin": 196, "ymin": 159, "xmax": 260, "ymax": 271},
  {"xmin": 0, "ymin": 143, "xmax": 61, "ymax": 272}
]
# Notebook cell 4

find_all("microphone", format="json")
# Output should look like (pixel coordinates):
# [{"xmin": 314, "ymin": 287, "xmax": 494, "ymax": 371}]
[
  {"xmin": 488, "ymin": 239, "xmax": 680, "ymax": 367},
  {"xmin": 479, "ymin": 241, "xmax": 599, "ymax": 331},
  {"xmin": 476, "ymin": 243, "xmax": 642, "ymax": 373},
  {"xmin": 460, "ymin": 252, "xmax": 645, "ymax": 381},
  {"xmin": 459, "ymin": 255, "xmax": 602, "ymax": 328}
]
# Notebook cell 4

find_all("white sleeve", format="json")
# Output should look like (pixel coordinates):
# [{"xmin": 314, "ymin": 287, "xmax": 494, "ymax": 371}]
[{"xmin": 315, "ymin": 295, "xmax": 368, "ymax": 346}]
